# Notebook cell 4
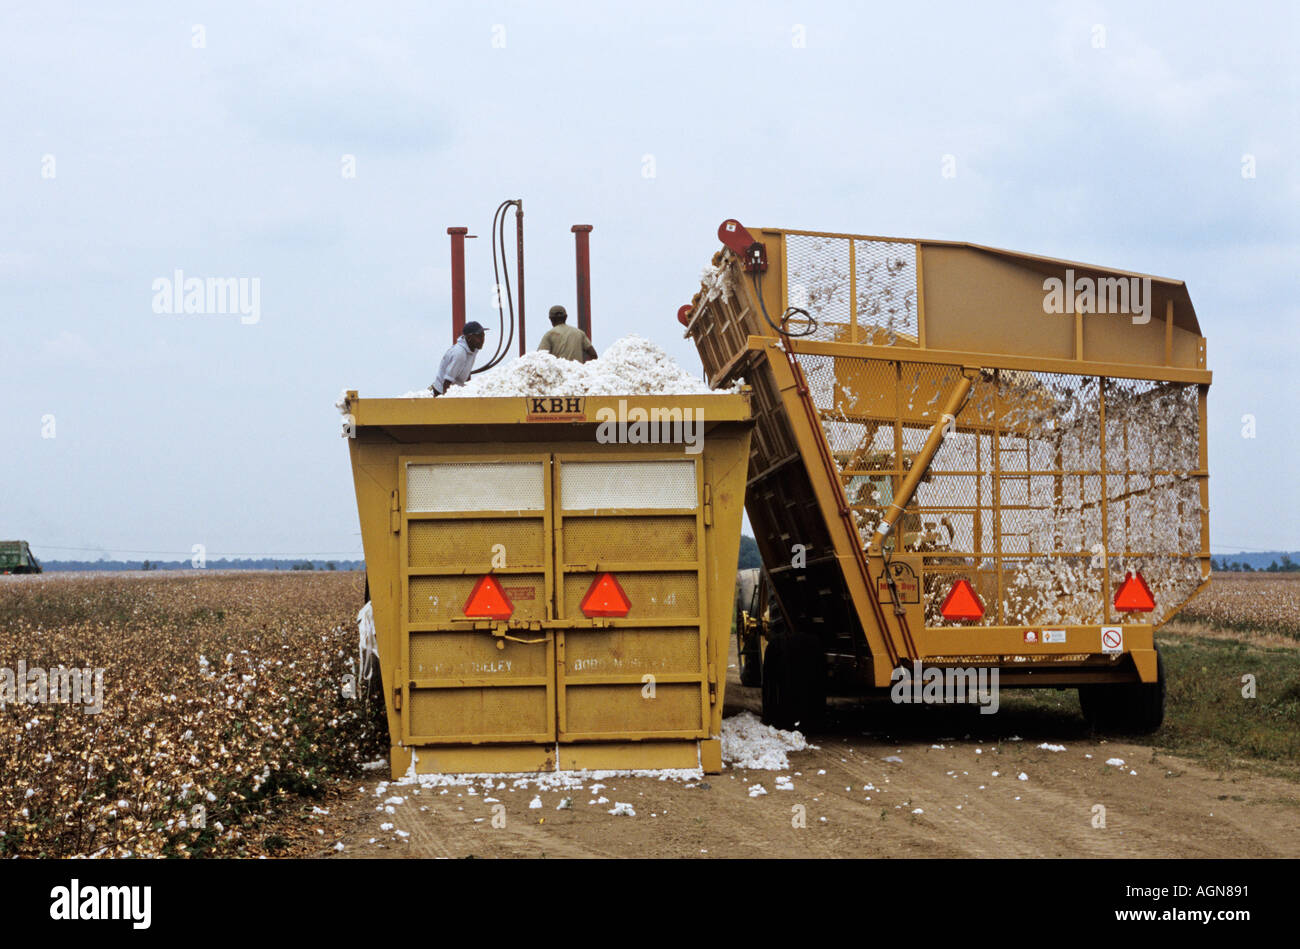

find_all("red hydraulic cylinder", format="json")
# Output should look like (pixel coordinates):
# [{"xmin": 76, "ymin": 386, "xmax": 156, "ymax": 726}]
[
  {"xmin": 447, "ymin": 226, "xmax": 469, "ymax": 343},
  {"xmin": 571, "ymin": 224, "xmax": 593, "ymax": 342}
]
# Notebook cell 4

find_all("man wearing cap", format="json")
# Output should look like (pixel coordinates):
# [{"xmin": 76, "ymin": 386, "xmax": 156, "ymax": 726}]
[
  {"xmin": 537, "ymin": 305, "xmax": 596, "ymax": 363},
  {"xmin": 429, "ymin": 322, "xmax": 488, "ymax": 395}
]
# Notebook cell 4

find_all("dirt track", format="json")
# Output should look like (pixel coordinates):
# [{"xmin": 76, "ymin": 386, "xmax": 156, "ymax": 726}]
[{"xmin": 316, "ymin": 648, "xmax": 1300, "ymax": 859}]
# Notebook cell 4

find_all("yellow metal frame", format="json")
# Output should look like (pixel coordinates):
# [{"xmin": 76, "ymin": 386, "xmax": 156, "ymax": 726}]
[
  {"xmin": 398, "ymin": 451, "xmax": 556, "ymax": 747},
  {"xmin": 685, "ymin": 224, "xmax": 1209, "ymax": 691},
  {"xmin": 343, "ymin": 392, "xmax": 752, "ymax": 776},
  {"xmin": 551, "ymin": 449, "xmax": 712, "ymax": 743}
]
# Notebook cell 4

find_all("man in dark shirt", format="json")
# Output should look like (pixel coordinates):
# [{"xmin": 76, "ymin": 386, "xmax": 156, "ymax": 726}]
[{"xmin": 537, "ymin": 305, "xmax": 596, "ymax": 363}]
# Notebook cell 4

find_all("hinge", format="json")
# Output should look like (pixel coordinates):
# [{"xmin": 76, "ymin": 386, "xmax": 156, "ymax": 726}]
[
  {"xmin": 393, "ymin": 684, "xmax": 402, "ymax": 711},
  {"xmin": 707, "ymin": 659, "xmax": 718, "ymax": 703},
  {"xmin": 703, "ymin": 483, "xmax": 713, "ymax": 527},
  {"xmin": 389, "ymin": 490, "xmax": 400, "ymax": 533}
]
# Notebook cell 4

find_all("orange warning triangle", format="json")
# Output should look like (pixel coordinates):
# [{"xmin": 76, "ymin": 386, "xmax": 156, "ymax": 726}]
[
  {"xmin": 940, "ymin": 579, "xmax": 984, "ymax": 620},
  {"xmin": 1113, "ymin": 571, "xmax": 1155, "ymax": 612},
  {"xmin": 463, "ymin": 574, "xmax": 514, "ymax": 620},
  {"xmin": 579, "ymin": 573, "xmax": 631, "ymax": 618}
]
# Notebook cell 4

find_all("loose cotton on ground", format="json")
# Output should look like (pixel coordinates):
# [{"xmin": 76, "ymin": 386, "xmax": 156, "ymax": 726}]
[{"xmin": 720, "ymin": 712, "xmax": 812, "ymax": 771}]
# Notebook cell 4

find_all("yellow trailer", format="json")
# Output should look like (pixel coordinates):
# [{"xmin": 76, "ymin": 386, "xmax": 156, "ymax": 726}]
[
  {"xmin": 340, "ymin": 392, "xmax": 752, "ymax": 777},
  {"xmin": 683, "ymin": 220, "xmax": 1210, "ymax": 733}
]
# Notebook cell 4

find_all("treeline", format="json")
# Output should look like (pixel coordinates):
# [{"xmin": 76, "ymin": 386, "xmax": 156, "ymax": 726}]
[
  {"xmin": 1213, "ymin": 554, "xmax": 1300, "ymax": 573},
  {"xmin": 42, "ymin": 559, "xmax": 365, "ymax": 573}
]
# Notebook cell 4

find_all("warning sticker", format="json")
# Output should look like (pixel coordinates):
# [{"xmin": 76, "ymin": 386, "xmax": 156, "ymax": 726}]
[
  {"xmin": 1101, "ymin": 626, "xmax": 1124, "ymax": 655},
  {"xmin": 502, "ymin": 585, "xmax": 536, "ymax": 601},
  {"xmin": 1023, "ymin": 630, "xmax": 1037, "ymax": 644},
  {"xmin": 877, "ymin": 561, "xmax": 921, "ymax": 604},
  {"xmin": 1042, "ymin": 629, "xmax": 1066, "ymax": 644}
]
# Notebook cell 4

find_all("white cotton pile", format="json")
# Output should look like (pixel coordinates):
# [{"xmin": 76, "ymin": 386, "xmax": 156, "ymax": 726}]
[
  {"xmin": 699, "ymin": 263, "xmax": 734, "ymax": 305},
  {"xmin": 399, "ymin": 335, "xmax": 719, "ymax": 399},
  {"xmin": 720, "ymin": 711, "xmax": 813, "ymax": 771},
  {"xmin": 392, "ymin": 753, "xmax": 703, "ymax": 790}
]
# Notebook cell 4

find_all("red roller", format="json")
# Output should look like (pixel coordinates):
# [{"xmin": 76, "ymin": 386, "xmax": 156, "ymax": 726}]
[
  {"xmin": 447, "ymin": 226, "xmax": 469, "ymax": 343},
  {"xmin": 718, "ymin": 219, "xmax": 757, "ymax": 255},
  {"xmin": 572, "ymin": 224, "xmax": 593, "ymax": 343},
  {"xmin": 717, "ymin": 218, "xmax": 767, "ymax": 273}
]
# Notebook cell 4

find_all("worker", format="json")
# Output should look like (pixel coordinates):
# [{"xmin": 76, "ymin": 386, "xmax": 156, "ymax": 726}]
[
  {"xmin": 537, "ymin": 304, "xmax": 596, "ymax": 363},
  {"xmin": 429, "ymin": 321, "xmax": 488, "ymax": 395}
]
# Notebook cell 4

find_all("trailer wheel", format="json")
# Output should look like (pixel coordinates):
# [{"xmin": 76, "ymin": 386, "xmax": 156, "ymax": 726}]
[
  {"xmin": 734, "ymin": 569, "xmax": 762, "ymax": 687},
  {"xmin": 737, "ymin": 624, "xmax": 762, "ymax": 687},
  {"xmin": 1079, "ymin": 648, "xmax": 1166, "ymax": 734},
  {"xmin": 761, "ymin": 633, "xmax": 825, "ymax": 732}
]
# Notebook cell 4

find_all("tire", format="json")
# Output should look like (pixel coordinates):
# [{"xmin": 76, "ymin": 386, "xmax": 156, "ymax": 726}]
[
  {"xmin": 1079, "ymin": 648, "xmax": 1166, "ymax": 734},
  {"xmin": 761, "ymin": 632, "xmax": 826, "ymax": 731},
  {"xmin": 734, "ymin": 569, "xmax": 763, "ymax": 687},
  {"xmin": 737, "ymin": 627, "xmax": 762, "ymax": 687}
]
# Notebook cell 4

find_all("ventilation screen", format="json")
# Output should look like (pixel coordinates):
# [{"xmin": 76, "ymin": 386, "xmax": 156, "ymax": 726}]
[
  {"xmin": 560, "ymin": 460, "xmax": 697, "ymax": 510},
  {"xmin": 407, "ymin": 462, "xmax": 545, "ymax": 512}
]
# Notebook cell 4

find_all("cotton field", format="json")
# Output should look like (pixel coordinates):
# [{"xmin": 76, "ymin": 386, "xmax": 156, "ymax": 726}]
[{"xmin": 0, "ymin": 572, "xmax": 384, "ymax": 857}]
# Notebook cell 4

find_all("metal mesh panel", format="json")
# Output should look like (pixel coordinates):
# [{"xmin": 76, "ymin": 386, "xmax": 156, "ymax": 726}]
[
  {"xmin": 562, "ymin": 516, "xmax": 698, "ymax": 564},
  {"xmin": 784, "ymin": 233, "xmax": 919, "ymax": 345},
  {"xmin": 560, "ymin": 460, "xmax": 696, "ymax": 510},
  {"xmin": 785, "ymin": 233, "xmax": 852, "ymax": 343},
  {"xmin": 792, "ymin": 352, "xmax": 1205, "ymax": 627},
  {"xmin": 855, "ymin": 240, "xmax": 918, "ymax": 343},
  {"xmin": 407, "ymin": 462, "xmax": 544, "ymax": 512}
]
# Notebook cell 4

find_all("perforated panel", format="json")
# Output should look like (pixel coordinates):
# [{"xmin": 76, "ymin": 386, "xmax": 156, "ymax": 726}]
[
  {"xmin": 563, "ymin": 572, "xmax": 698, "ymax": 619},
  {"xmin": 409, "ymin": 687, "xmax": 548, "ymax": 741},
  {"xmin": 563, "ymin": 684, "xmax": 702, "ymax": 736},
  {"xmin": 563, "ymin": 628, "xmax": 701, "ymax": 675},
  {"xmin": 560, "ymin": 460, "xmax": 697, "ymax": 510},
  {"xmin": 562, "ymin": 516, "xmax": 698, "ymax": 563},
  {"xmin": 409, "ymin": 632, "xmax": 548, "ymax": 678},
  {"xmin": 408, "ymin": 519, "xmax": 545, "ymax": 568},
  {"xmin": 409, "ymin": 575, "xmax": 546, "ymax": 623},
  {"xmin": 407, "ymin": 462, "xmax": 545, "ymax": 512}
]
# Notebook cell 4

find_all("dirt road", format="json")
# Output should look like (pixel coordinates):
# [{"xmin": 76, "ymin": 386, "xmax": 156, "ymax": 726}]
[{"xmin": 313, "ymin": 655, "xmax": 1300, "ymax": 859}]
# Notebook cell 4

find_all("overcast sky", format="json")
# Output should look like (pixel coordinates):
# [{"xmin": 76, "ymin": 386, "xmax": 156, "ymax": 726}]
[{"xmin": 3, "ymin": 1, "xmax": 1296, "ymax": 560}]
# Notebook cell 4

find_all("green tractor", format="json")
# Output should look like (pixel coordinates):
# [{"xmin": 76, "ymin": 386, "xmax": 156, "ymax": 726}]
[{"xmin": 0, "ymin": 541, "xmax": 43, "ymax": 574}]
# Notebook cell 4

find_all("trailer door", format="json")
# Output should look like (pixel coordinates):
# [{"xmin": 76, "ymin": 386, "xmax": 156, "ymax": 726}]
[{"xmin": 552, "ymin": 455, "xmax": 712, "ymax": 743}]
